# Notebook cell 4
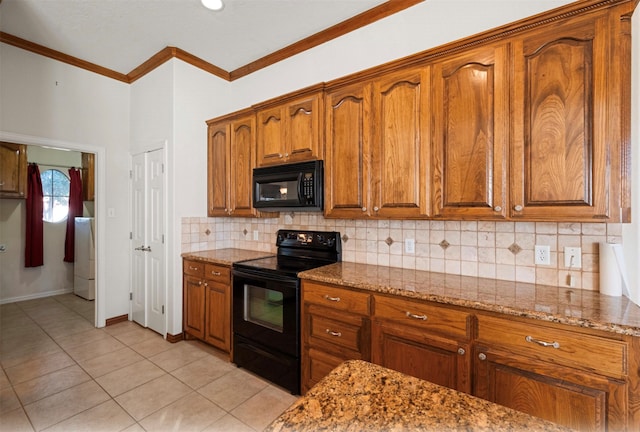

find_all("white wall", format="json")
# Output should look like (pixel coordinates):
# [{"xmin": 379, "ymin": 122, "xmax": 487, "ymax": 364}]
[{"xmin": 0, "ymin": 43, "xmax": 130, "ymax": 325}]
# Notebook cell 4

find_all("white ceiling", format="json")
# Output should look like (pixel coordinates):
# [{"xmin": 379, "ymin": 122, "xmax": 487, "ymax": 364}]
[{"xmin": 0, "ymin": 0, "xmax": 391, "ymax": 75}]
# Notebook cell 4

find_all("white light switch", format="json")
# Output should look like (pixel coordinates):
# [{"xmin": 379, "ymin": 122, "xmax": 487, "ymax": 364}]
[{"xmin": 405, "ymin": 239, "xmax": 415, "ymax": 254}]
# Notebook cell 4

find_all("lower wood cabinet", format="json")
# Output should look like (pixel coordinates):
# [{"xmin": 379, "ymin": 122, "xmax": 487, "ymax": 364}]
[
  {"xmin": 371, "ymin": 294, "xmax": 473, "ymax": 393},
  {"xmin": 301, "ymin": 281, "xmax": 371, "ymax": 394},
  {"xmin": 299, "ymin": 280, "xmax": 638, "ymax": 430},
  {"xmin": 474, "ymin": 313, "xmax": 629, "ymax": 431},
  {"xmin": 183, "ymin": 259, "xmax": 231, "ymax": 353}
]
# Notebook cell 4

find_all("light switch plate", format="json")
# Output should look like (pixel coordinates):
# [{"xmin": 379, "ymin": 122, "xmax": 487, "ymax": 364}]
[
  {"xmin": 564, "ymin": 247, "xmax": 582, "ymax": 269},
  {"xmin": 405, "ymin": 239, "xmax": 415, "ymax": 254}
]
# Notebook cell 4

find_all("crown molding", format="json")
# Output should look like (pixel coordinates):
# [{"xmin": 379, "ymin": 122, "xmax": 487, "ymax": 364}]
[{"xmin": 0, "ymin": 0, "xmax": 423, "ymax": 84}]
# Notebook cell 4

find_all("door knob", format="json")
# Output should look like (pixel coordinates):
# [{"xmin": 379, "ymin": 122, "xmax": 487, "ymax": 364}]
[{"xmin": 134, "ymin": 245, "xmax": 145, "ymax": 251}]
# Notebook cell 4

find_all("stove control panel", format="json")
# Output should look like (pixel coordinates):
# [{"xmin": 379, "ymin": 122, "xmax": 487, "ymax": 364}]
[{"xmin": 276, "ymin": 230, "xmax": 340, "ymax": 250}]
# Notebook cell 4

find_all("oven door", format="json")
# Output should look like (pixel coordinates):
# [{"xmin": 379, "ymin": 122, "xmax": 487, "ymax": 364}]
[{"xmin": 232, "ymin": 268, "xmax": 299, "ymax": 357}]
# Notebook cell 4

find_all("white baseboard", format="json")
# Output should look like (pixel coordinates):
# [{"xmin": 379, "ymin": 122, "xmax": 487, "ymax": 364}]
[{"xmin": 0, "ymin": 288, "xmax": 74, "ymax": 305}]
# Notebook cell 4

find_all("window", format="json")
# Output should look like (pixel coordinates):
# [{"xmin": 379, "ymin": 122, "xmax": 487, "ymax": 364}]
[{"xmin": 41, "ymin": 169, "xmax": 70, "ymax": 223}]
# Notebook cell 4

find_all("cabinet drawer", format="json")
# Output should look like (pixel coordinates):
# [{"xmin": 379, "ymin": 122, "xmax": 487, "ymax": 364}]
[
  {"xmin": 303, "ymin": 282, "xmax": 370, "ymax": 315},
  {"xmin": 184, "ymin": 260, "xmax": 204, "ymax": 277},
  {"xmin": 308, "ymin": 313, "xmax": 364, "ymax": 353},
  {"xmin": 373, "ymin": 295, "xmax": 472, "ymax": 340},
  {"xmin": 204, "ymin": 263, "xmax": 230, "ymax": 284},
  {"xmin": 476, "ymin": 314, "xmax": 627, "ymax": 378}
]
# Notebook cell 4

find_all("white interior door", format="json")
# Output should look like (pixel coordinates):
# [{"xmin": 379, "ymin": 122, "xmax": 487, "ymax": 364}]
[{"xmin": 131, "ymin": 149, "xmax": 166, "ymax": 335}]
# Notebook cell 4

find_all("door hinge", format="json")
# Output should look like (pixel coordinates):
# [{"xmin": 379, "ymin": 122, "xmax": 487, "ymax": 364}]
[
  {"xmin": 129, "ymin": 292, "xmax": 133, "ymax": 301},
  {"xmin": 162, "ymin": 305, "xmax": 165, "ymax": 314},
  {"xmin": 129, "ymin": 232, "xmax": 133, "ymax": 240},
  {"xmin": 162, "ymin": 164, "xmax": 165, "ymax": 174},
  {"xmin": 129, "ymin": 170, "xmax": 133, "ymax": 179},
  {"xmin": 162, "ymin": 234, "xmax": 165, "ymax": 244}
]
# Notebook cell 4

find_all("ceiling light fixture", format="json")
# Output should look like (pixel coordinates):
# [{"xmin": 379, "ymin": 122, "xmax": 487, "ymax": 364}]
[{"xmin": 201, "ymin": 0, "xmax": 224, "ymax": 11}]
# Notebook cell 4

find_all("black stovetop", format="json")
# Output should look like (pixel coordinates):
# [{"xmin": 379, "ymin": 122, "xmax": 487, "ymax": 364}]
[{"xmin": 233, "ymin": 229, "xmax": 341, "ymax": 278}]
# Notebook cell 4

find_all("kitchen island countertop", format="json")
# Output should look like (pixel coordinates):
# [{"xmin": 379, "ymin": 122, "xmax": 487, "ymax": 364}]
[
  {"xmin": 181, "ymin": 248, "xmax": 274, "ymax": 266},
  {"xmin": 299, "ymin": 261, "xmax": 640, "ymax": 337},
  {"xmin": 265, "ymin": 360, "xmax": 570, "ymax": 432}
]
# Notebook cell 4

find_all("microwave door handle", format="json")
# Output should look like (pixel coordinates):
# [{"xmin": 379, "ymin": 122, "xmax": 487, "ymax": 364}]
[{"xmin": 297, "ymin": 173, "xmax": 304, "ymax": 202}]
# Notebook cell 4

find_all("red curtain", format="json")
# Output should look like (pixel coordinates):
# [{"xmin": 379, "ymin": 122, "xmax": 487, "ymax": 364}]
[
  {"xmin": 64, "ymin": 168, "xmax": 83, "ymax": 262},
  {"xmin": 25, "ymin": 163, "xmax": 44, "ymax": 267}
]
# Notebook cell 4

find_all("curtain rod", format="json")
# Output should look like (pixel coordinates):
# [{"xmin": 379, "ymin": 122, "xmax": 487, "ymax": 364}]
[{"xmin": 29, "ymin": 162, "xmax": 80, "ymax": 170}]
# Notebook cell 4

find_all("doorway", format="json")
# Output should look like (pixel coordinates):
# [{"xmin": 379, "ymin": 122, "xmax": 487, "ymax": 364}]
[{"xmin": 131, "ymin": 148, "xmax": 166, "ymax": 335}]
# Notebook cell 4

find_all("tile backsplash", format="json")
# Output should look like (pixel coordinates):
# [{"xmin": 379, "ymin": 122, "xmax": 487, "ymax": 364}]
[{"xmin": 181, "ymin": 213, "xmax": 623, "ymax": 291}]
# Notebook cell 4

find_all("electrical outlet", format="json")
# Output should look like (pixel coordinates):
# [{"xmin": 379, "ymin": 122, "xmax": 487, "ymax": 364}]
[
  {"xmin": 535, "ymin": 245, "xmax": 551, "ymax": 265},
  {"xmin": 564, "ymin": 247, "xmax": 582, "ymax": 269},
  {"xmin": 405, "ymin": 239, "xmax": 415, "ymax": 254}
]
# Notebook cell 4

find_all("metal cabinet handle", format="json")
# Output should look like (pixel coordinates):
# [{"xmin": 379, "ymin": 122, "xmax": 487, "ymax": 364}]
[
  {"xmin": 284, "ymin": 153, "xmax": 289, "ymax": 158},
  {"xmin": 189, "ymin": 266, "xmax": 199, "ymax": 271},
  {"xmin": 324, "ymin": 295, "xmax": 341, "ymax": 302},
  {"xmin": 457, "ymin": 348, "xmax": 466, "ymax": 355},
  {"xmin": 478, "ymin": 353, "xmax": 487, "ymax": 361},
  {"xmin": 210, "ymin": 271, "xmax": 221, "ymax": 276},
  {"xmin": 278, "ymin": 153, "xmax": 283, "ymax": 158},
  {"xmin": 405, "ymin": 311, "xmax": 427, "ymax": 321},
  {"xmin": 326, "ymin": 329, "xmax": 342, "ymax": 337},
  {"xmin": 198, "ymin": 281, "xmax": 202, "ymax": 286},
  {"xmin": 362, "ymin": 207, "xmax": 367, "ymax": 212},
  {"xmin": 373, "ymin": 206, "xmax": 379, "ymax": 212},
  {"xmin": 203, "ymin": 282, "xmax": 208, "ymax": 287},
  {"xmin": 494, "ymin": 206, "xmax": 502, "ymax": 212},
  {"xmin": 525, "ymin": 335, "xmax": 560, "ymax": 349},
  {"xmin": 514, "ymin": 204, "xmax": 524, "ymax": 212}
]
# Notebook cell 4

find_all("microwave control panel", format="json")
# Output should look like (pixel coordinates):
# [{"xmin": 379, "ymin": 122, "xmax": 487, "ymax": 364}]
[{"xmin": 302, "ymin": 173, "xmax": 314, "ymax": 203}]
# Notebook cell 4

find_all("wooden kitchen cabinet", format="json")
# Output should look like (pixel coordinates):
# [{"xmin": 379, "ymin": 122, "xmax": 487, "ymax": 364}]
[
  {"xmin": 0, "ymin": 142, "xmax": 27, "ymax": 199},
  {"xmin": 255, "ymin": 85, "xmax": 324, "ymax": 167},
  {"xmin": 207, "ymin": 110, "xmax": 267, "ymax": 218},
  {"xmin": 509, "ymin": 11, "xmax": 628, "ymax": 221},
  {"xmin": 473, "ymin": 313, "xmax": 629, "ymax": 431},
  {"xmin": 371, "ymin": 294, "xmax": 473, "ymax": 393},
  {"xmin": 81, "ymin": 152, "xmax": 95, "ymax": 201},
  {"xmin": 183, "ymin": 259, "xmax": 232, "ymax": 353},
  {"xmin": 301, "ymin": 281, "xmax": 371, "ymax": 393},
  {"xmin": 324, "ymin": 66, "xmax": 430, "ymax": 219},
  {"xmin": 431, "ymin": 43, "xmax": 509, "ymax": 220}
]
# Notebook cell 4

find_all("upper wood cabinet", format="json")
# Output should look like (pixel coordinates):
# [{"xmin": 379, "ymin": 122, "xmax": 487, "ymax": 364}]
[
  {"xmin": 207, "ymin": 111, "xmax": 262, "ymax": 217},
  {"xmin": 509, "ymin": 12, "xmax": 627, "ymax": 221},
  {"xmin": 0, "ymin": 142, "xmax": 27, "ymax": 199},
  {"xmin": 81, "ymin": 152, "xmax": 95, "ymax": 202},
  {"xmin": 431, "ymin": 43, "xmax": 509, "ymax": 220},
  {"xmin": 325, "ymin": 66, "xmax": 430, "ymax": 219},
  {"xmin": 255, "ymin": 86, "xmax": 324, "ymax": 167},
  {"xmin": 324, "ymin": 81, "xmax": 372, "ymax": 219}
]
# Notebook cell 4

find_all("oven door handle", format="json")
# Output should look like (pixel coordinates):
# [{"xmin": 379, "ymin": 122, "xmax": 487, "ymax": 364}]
[
  {"xmin": 236, "ymin": 341, "xmax": 287, "ymax": 363},
  {"xmin": 233, "ymin": 269, "xmax": 298, "ymax": 285}
]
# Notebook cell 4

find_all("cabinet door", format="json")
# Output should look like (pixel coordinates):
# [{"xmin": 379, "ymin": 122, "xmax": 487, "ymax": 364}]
[
  {"xmin": 81, "ymin": 152, "xmax": 95, "ymax": 202},
  {"xmin": 256, "ymin": 106, "xmax": 286, "ymax": 166},
  {"xmin": 286, "ymin": 92, "xmax": 323, "ymax": 163},
  {"xmin": 372, "ymin": 320, "xmax": 470, "ymax": 393},
  {"xmin": 432, "ymin": 44, "xmax": 508, "ymax": 219},
  {"xmin": 473, "ymin": 345, "xmax": 626, "ymax": 431},
  {"xmin": 371, "ymin": 67, "xmax": 430, "ymax": 218},
  {"xmin": 207, "ymin": 122, "xmax": 231, "ymax": 216},
  {"xmin": 0, "ymin": 142, "xmax": 27, "ymax": 199},
  {"xmin": 324, "ymin": 82, "xmax": 372, "ymax": 218},
  {"xmin": 204, "ymin": 280, "xmax": 230, "ymax": 352},
  {"xmin": 183, "ymin": 275, "xmax": 206, "ymax": 339},
  {"xmin": 229, "ymin": 115, "xmax": 257, "ymax": 217},
  {"xmin": 510, "ymin": 17, "xmax": 610, "ymax": 220}
]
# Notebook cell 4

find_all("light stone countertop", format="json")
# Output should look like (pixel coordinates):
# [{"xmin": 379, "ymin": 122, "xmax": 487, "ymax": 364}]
[
  {"xmin": 265, "ymin": 360, "xmax": 571, "ymax": 432},
  {"xmin": 181, "ymin": 248, "xmax": 274, "ymax": 266},
  {"xmin": 299, "ymin": 261, "xmax": 640, "ymax": 337}
]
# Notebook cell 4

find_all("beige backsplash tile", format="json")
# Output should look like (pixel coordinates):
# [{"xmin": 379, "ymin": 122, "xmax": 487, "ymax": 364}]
[{"xmin": 181, "ymin": 215, "xmax": 618, "ymax": 291}]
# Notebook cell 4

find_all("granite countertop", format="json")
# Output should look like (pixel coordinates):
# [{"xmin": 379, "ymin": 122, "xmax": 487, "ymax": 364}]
[
  {"xmin": 181, "ymin": 248, "xmax": 274, "ymax": 266},
  {"xmin": 266, "ymin": 360, "xmax": 570, "ymax": 432},
  {"xmin": 299, "ymin": 262, "xmax": 640, "ymax": 337}
]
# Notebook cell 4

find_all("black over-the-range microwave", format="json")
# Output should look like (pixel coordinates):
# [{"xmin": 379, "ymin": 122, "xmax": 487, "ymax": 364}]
[{"xmin": 252, "ymin": 160, "xmax": 323, "ymax": 211}]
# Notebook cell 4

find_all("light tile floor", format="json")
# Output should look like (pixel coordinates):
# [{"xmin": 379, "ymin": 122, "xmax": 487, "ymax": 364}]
[{"xmin": 0, "ymin": 294, "xmax": 299, "ymax": 431}]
